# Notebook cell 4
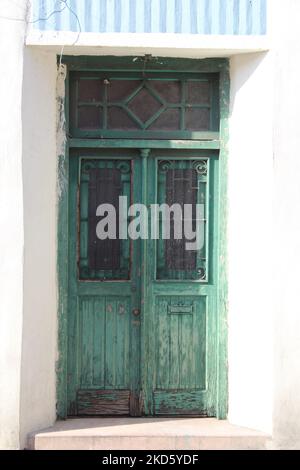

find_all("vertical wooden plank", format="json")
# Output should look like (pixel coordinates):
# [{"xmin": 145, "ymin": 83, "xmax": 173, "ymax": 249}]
[
  {"xmin": 142, "ymin": 154, "xmax": 158, "ymax": 415},
  {"xmin": 217, "ymin": 63, "xmax": 230, "ymax": 418},
  {"xmin": 169, "ymin": 306, "xmax": 180, "ymax": 389},
  {"xmin": 194, "ymin": 298, "xmax": 206, "ymax": 390},
  {"xmin": 93, "ymin": 298, "xmax": 105, "ymax": 386},
  {"xmin": 180, "ymin": 311, "xmax": 194, "ymax": 389},
  {"xmin": 80, "ymin": 298, "xmax": 94, "ymax": 386},
  {"xmin": 156, "ymin": 298, "xmax": 170, "ymax": 389},
  {"xmin": 122, "ymin": 299, "xmax": 130, "ymax": 388},
  {"xmin": 130, "ymin": 156, "xmax": 142, "ymax": 416},
  {"xmin": 116, "ymin": 299, "xmax": 126, "ymax": 387},
  {"xmin": 105, "ymin": 298, "xmax": 116, "ymax": 387},
  {"xmin": 66, "ymin": 153, "xmax": 79, "ymax": 415},
  {"xmin": 57, "ymin": 67, "xmax": 69, "ymax": 418}
]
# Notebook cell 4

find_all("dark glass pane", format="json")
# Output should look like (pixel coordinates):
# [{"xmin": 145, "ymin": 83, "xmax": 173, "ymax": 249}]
[
  {"xmin": 88, "ymin": 168, "xmax": 121, "ymax": 271},
  {"xmin": 128, "ymin": 88, "xmax": 162, "ymax": 123},
  {"xmin": 165, "ymin": 169, "xmax": 197, "ymax": 271},
  {"xmin": 107, "ymin": 80, "xmax": 142, "ymax": 102},
  {"xmin": 149, "ymin": 108, "xmax": 180, "ymax": 130},
  {"xmin": 107, "ymin": 106, "xmax": 138, "ymax": 130},
  {"xmin": 78, "ymin": 106, "xmax": 102, "ymax": 129},
  {"xmin": 187, "ymin": 81, "xmax": 211, "ymax": 105},
  {"xmin": 185, "ymin": 108, "xmax": 210, "ymax": 131},
  {"xmin": 78, "ymin": 79, "xmax": 103, "ymax": 102},
  {"xmin": 70, "ymin": 73, "xmax": 218, "ymax": 136},
  {"xmin": 150, "ymin": 80, "xmax": 181, "ymax": 103}
]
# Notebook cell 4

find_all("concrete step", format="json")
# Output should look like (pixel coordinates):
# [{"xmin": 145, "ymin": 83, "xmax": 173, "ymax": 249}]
[{"xmin": 28, "ymin": 418, "xmax": 271, "ymax": 450}]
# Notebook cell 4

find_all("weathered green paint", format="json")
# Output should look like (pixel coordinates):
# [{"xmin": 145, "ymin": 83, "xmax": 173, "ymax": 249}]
[
  {"xmin": 56, "ymin": 56, "xmax": 229, "ymax": 419},
  {"xmin": 156, "ymin": 159, "xmax": 208, "ymax": 281},
  {"xmin": 154, "ymin": 390, "xmax": 207, "ymax": 415},
  {"xmin": 56, "ymin": 65, "xmax": 69, "ymax": 419},
  {"xmin": 67, "ymin": 152, "xmax": 143, "ymax": 416},
  {"xmin": 61, "ymin": 56, "xmax": 228, "ymax": 74},
  {"xmin": 77, "ymin": 390, "xmax": 130, "ymax": 415},
  {"xmin": 56, "ymin": 152, "xmax": 69, "ymax": 419},
  {"xmin": 69, "ymin": 70, "xmax": 219, "ymax": 140},
  {"xmin": 141, "ymin": 152, "xmax": 219, "ymax": 416},
  {"xmin": 69, "ymin": 138, "xmax": 220, "ymax": 149},
  {"xmin": 217, "ymin": 65, "xmax": 230, "ymax": 419},
  {"xmin": 66, "ymin": 150, "xmax": 218, "ymax": 416}
]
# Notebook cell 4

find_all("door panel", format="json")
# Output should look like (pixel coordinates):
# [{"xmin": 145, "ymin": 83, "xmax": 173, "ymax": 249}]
[
  {"xmin": 156, "ymin": 159, "xmax": 208, "ymax": 280},
  {"xmin": 153, "ymin": 295, "xmax": 207, "ymax": 415},
  {"xmin": 78, "ymin": 296, "xmax": 131, "ymax": 389},
  {"xmin": 79, "ymin": 159, "xmax": 131, "ymax": 280},
  {"xmin": 144, "ymin": 152, "xmax": 218, "ymax": 416},
  {"xmin": 155, "ymin": 296, "xmax": 206, "ymax": 391},
  {"xmin": 67, "ymin": 152, "xmax": 141, "ymax": 416},
  {"xmin": 67, "ymin": 150, "xmax": 218, "ymax": 417}
]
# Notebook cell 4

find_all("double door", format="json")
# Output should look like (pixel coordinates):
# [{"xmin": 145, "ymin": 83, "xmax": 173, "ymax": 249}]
[{"xmin": 67, "ymin": 148, "xmax": 218, "ymax": 416}]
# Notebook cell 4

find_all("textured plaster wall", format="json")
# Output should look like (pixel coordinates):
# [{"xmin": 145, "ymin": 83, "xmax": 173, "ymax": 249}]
[
  {"xmin": 20, "ymin": 48, "xmax": 57, "ymax": 449},
  {"xmin": 1, "ymin": 0, "xmax": 300, "ymax": 450},
  {"xmin": 228, "ymin": 51, "xmax": 273, "ymax": 434},
  {"xmin": 272, "ymin": 0, "xmax": 300, "ymax": 449},
  {"xmin": 0, "ymin": 0, "xmax": 26, "ymax": 450}
]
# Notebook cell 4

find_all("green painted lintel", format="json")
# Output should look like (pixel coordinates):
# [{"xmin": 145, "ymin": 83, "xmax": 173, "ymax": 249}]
[
  {"xmin": 69, "ymin": 138, "xmax": 220, "ymax": 150},
  {"xmin": 61, "ymin": 56, "xmax": 228, "ymax": 74}
]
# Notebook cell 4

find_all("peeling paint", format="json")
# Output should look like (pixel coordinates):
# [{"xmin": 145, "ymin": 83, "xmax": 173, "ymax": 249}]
[{"xmin": 56, "ymin": 64, "xmax": 67, "ymax": 200}]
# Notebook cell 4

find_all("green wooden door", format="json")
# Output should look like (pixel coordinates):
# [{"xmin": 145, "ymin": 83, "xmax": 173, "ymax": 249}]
[
  {"xmin": 65, "ymin": 65, "xmax": 222, "ymax": 417},
  {"xmin": 143, "ymin": 152, "xmax": 218, "ymax": 416},
  {"xmin": 67, "ymin": 149, "xmax": 218, "ymax": 417},
  {"xmin": 67, "ymin": 151, "xmax": 143, "ymax": 416}
]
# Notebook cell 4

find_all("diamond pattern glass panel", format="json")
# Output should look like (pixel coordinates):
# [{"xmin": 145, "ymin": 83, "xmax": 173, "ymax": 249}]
[
  {"xmin": 149, "ymin": 109, "xmax": 181, "ymax": 131},
  {"xmin": 70, "ymin": 74, "xmax": 217, "ymax": 136},
  {"xmin": 108, "ymin": 107, "xmax": 138, "ymax": 130},
  {"xmin": 128, "ymin": 88, "xmax": 162, "ymax": 124},
  {"xmin": 150, "ymin": 80, "xmax": 181, "ymax": 103},
  {"xmin": 107, "ymin": 80, "xmax": 142, "ymax": 102}
]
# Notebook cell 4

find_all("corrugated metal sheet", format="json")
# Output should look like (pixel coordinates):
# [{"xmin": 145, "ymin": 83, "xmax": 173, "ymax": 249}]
[{"xmin": 33, "ymin": 0, "xmax": 267, "ymax": 35}]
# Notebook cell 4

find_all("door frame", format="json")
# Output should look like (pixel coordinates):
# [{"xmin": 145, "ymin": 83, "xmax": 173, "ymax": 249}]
[{"xmin": 56, "ymin": 56, "xmax": 229, "ymax": 419}]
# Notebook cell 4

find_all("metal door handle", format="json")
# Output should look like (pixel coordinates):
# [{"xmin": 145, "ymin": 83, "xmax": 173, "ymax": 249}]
[{"xmin": 132, "ymin": 308, "xmax": 140, "ymax": 317}]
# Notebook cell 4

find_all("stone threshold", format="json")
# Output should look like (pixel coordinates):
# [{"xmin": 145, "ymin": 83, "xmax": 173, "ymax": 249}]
[{"xmin": 28, "ymin": 417, "xmax": 271, "ymax": 450}]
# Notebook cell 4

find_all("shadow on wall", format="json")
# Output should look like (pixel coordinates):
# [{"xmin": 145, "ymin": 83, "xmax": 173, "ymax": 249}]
[{"xmin": 229, "ymin": 51, "xmax": 269, "ymax": 116}]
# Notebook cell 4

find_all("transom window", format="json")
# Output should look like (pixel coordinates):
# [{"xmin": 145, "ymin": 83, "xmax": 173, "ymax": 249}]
[{"xmin": 69, "ymin": 72, "xmax": 219, "ymax": 139}]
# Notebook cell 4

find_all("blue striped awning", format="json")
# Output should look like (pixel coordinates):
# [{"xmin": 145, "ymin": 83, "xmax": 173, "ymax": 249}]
[{"xmin": 33, "ymin": 0, "xmax": 267, "ymax": 35}]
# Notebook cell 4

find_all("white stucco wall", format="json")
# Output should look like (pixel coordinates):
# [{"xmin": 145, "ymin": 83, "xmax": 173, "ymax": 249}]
[
  {"xmin": 0, "ymin": 1, "xmax": 26, "ymax": 450},
  {"xmin": 1, "ymin": 0, "xmax": 300, "ymax": 450},
  {"xmin": 0, "ymin": 2, "xmax": 58, "ymax": 449},
  {"xmin": 20, "ymin": 48, "xmax": 57, "ymax": 449},
  {"xmin": 228, "ymin": 0, "xmax": 300, "ymax": 445},
  {"xmin": 228, "ymin": 52, "xmax": 273, "ymax": 434},
  {"xmin": 272, "ymin": 0, "xmax": 300, "ymax": 450}
]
